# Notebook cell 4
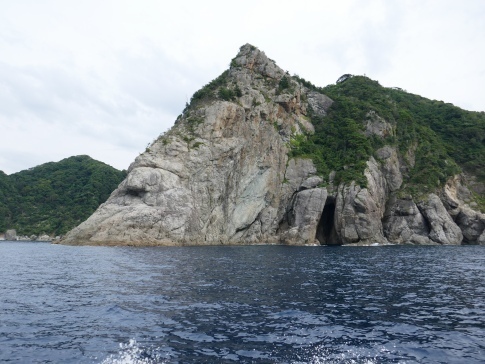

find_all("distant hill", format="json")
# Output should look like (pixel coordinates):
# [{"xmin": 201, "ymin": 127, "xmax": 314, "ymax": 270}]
[{"xmin": 0, "ymin": 155, "xmax": 126, "ymax": 236}]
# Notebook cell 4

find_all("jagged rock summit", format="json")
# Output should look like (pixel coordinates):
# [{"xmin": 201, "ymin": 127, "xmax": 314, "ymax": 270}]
[{"xmin": 61, "ymin": 44, "xmax": 485, "ymax": 246}]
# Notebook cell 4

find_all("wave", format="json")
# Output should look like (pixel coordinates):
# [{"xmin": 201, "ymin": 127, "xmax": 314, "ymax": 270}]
[{"xmin": 100, "ymin": 339, "xmax": 167, "ymax": 364}]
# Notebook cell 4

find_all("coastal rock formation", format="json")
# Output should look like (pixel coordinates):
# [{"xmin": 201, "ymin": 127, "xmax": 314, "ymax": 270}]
[
  {"xmin": 5, "ymin": 229, "xmax": 16, "ymax": 241},
  {"xmin": 440, "ymin": 176, "xmax": 485, "ymax": 245},
  {"xmin": 61, "ymin": 44, "xmax": 485, "ymax": 246},
  {"xmin": 63, "ymin": 45, "xmax": 317, "ymax": 246},
  {"xmin": 454, "ymin": 207, "xmax": 485, "ymax": 244},
  {"xmin": 417, "ymin": 194, "xmax": 463, "ymax": 245},
  {"xmin": 383, "ymin": 196, "xmax": 433, "ymax": 245}
]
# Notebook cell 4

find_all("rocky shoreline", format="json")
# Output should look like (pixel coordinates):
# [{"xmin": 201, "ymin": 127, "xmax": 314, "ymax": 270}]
[{"xmin": 1, "ymin": 229, "xmax": 59, "ymax": 242}]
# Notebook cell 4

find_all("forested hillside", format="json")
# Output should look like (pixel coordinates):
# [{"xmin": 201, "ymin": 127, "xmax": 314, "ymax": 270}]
[
  {"xmin": 0, "ymin": 155, "xmax": 126, "ymax": 236},
  {"xmin": 291, "ymin": 75, "xmax": 485, "ymax": 200}
]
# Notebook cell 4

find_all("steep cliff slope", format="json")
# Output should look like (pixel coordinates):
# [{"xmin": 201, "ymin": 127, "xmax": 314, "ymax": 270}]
[{"xmin": 61, "ymin": 44, "xmax": 485, "ymax": 246}]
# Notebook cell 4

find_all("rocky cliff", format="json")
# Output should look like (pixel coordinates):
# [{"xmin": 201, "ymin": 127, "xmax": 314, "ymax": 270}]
[{"xmin": 61, "ymin": 44, "xmax": 485, "ymax": 246}]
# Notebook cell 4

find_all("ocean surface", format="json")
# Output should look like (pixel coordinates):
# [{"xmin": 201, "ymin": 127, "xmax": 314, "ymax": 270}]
[{"xmin": 0, "ymin": 242, "xmax": 484, "ymax": 363}]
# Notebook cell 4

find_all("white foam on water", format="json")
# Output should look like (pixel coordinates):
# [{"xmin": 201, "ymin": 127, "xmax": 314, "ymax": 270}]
[
  {"xmin": 291, "ymin": 343, "xmax": 407, "ymax": 364},
  {"xmin": 99, "ymin": 338, "xmax": 407, "ymax": 364},
  {"xmin": 100, "ymin": 339, "xmax": 166, "ymax": 364}
]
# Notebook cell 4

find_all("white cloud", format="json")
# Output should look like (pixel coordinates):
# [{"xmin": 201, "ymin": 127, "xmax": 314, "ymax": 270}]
[{"xmin": 0, "ymin": 0, "xmax": 484, "ymax": 174}]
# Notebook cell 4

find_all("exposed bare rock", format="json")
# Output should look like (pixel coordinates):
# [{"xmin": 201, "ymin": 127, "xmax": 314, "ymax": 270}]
[
  {"xmin": 64, "ymin": 100, "xmax": 288, "ymax": 245},
  {"xmin": 376, "ymin": 146, "xmax": 403, "ymax": 192},
  {"xmin": 455, "ymin": 207, "xmax": 485, "ymax": 244},
  {"xmin": 284, "ymin": 158, "xmax": 318, "ymax": 192},
  {"xmin": 334, "ymin": 182, "xmax": 387, "ymax": 245},
  {"xmin": 364, "ymin": 111, "xmax": 393, "ymax": 138},
  {"xmin": 383, "ymin": 196, "xmax": 433, "ymax": 245},
  {"xmin": 301, "ymin": 176, "xmax": 323, "ymax": 190},
  {"xmin": 365, "ymin": 157, "xmax": 389, "ymax": 212},
  {"xmin": 440, "ymin": 175, "xmax": 485, "ymax": 244},
  {"xmin": 441, "ymin": 175, "xmax": 473, "ymax": 211},
  {"xmin": 275, "ymin": 93, "xmax": 301, "ymax": 114},
  {"xmin": 232, "ymin": 44, "xmax": 285, "ymax": 80},
  {"xmin": 37, "ymin": 234, "xmax": 52, "ymax": 241},
  {"xmin": 62, "ymin": 45, "xmax": 325, "ymax": 246},
  {"xmin": 417, "ymin": 194, "xmax": 463, "ymax": 245},
  {"xmin": 281, "ymin": 187, "xmax": 327, "ymax": 245},
  {"xmin": 307, "ymin": 91, "xmax": 333, "ymax": 116}
]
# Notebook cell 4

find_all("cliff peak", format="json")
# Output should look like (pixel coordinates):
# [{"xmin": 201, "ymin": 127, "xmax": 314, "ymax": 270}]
[{"xmin": 231, "ymin": 44, "xmax": 285, "ymax": 79}]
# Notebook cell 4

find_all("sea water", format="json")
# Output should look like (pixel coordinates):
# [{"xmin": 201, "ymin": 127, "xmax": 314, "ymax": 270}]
[{"xmin": 0, "ymin": 242, "xmax": 483, "ymax": 363}]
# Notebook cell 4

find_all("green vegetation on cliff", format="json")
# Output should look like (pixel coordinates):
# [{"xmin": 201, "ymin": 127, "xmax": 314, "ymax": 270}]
[
  {"xmin": 290, "ymin": 75, "xmax": 484, "ymax": 191},
  {"xmin": 0, "ymin": 171, "xmax": 16, "ymax": 232},
  {"xmin": 0, "ymin": 155, "xmax": 126, "ymax": 236}
]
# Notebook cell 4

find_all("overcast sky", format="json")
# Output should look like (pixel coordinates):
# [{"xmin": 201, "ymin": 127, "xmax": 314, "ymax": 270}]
[{"xmin": 1, "ymin": 0, "xmax": 484, "ymax": 174}]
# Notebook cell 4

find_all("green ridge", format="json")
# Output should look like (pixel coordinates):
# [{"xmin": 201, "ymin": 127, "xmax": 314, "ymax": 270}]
[
  {"xmin": 290, "ymin": 75, "xmax": 484, "ymax": 194},
  {"xmin": 0, "ymin": 155, "xmax": 126, "ymax": 236}
]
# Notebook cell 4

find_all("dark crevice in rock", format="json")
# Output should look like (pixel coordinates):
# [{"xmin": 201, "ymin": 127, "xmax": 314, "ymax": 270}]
[
  {"xmin": 416, "ymin": 203, "xmax": 432, "ymax": 235},
  {"xmin": 126, "ymin": 189, "xmax": 145, "ymax": 198},
  {"xmin": 316, "ymin": 196, "xmax": 337, "ymax": 245},
  {"xmin": 279, "ymin": 190, "xmax": 299, "ymax": 230},
  {"xmin": 235, "ymin": 212, "xmax": 261, "ymax": 235}
]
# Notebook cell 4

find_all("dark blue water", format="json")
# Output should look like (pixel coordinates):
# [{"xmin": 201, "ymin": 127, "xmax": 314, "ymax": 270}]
[{"xmin": 0, "ymin": 242, "xmax": 484, "ymax": 363}]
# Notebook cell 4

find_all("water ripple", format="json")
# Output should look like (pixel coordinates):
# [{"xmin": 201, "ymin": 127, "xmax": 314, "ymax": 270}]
[{"xmin": 0, "ymin": 243, "xmax": 484, "ymax": 363}]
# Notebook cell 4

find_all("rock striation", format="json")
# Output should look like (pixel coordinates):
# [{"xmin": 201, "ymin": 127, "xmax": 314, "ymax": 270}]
[{"xmin": 61, "ymin": 44, "xmax": 485, "ymax": 246}]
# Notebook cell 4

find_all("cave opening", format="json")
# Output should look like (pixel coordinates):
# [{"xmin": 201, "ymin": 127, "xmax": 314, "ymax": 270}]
[{"xmin": 316, "ymin": 197, "xmax": 337, "ymax": 245}]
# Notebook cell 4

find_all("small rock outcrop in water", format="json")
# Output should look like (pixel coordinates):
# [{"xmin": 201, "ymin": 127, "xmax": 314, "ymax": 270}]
[{"xmin": 61, "ymin": 44, "xmax": 485, "ymax": 246}]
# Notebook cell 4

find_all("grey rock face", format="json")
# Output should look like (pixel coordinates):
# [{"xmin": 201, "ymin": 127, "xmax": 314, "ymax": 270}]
[
  {"xmin": 417, "ymin": 194, "xmax": 463, "ymax": 245},
  {"xmin": 62, "ymin": 45, "xmax": 329, "ymax": 246},
  {"xmin": 439, "ymin": 175, "xmax": 485, "ymax": 244},
  {"xmin": 441, "ymin": 175, "xmax": 473, "ymax": 212},
  {"xmin": 456, "ymin": 208, "xmax": 485, "ymax": 244},
  {"xmin": 364, "ymin": 111, "xmax": 393, "ymax": 138},
  {"xmin": 64, "ymin": 102, "xmax": 286, "ymax": 245},
  {"xmin": 330, "ymin": 155, "xmax": 397, "ymax": 246},
  {"xmin": 383, "ymin": 196, "xmax": 432, "ymax": 245},
  {"xmin": 376, "ymin": 146, "xmax": 403, "ymax": 192},
  {"xmin": 281, "ymin": 188, "xmax": 327, "ymax": 245},
  {"xmin": 284, "ymin": 158, "xmax": 318, "ymax": 192},
  {"xmin": 307, "ymin": 92, "xmax": 333, "ymax": 116},
  {"xmin": 334, "ymin": 182, "xmax": 387, "ymax": 245},
  {"xmin": 233, "ymin": 44, "xmax": 284, "ymax": 79}
]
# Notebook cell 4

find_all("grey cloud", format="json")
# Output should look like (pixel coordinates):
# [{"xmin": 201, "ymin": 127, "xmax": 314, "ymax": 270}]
[
  {"xmin": 0, "ymin": 56, "xmax": 180, "ymax": 173},
  {"xmin": 115, "ymin": 43, "xmax": 224, "ymax": 116},
  {"xmin": 1, "ymin": 0, "xmax": 484, "ymax": 175},
  {"xmin": 0, "ymin": 61, "xmax": 110, "ymax": 122}
]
